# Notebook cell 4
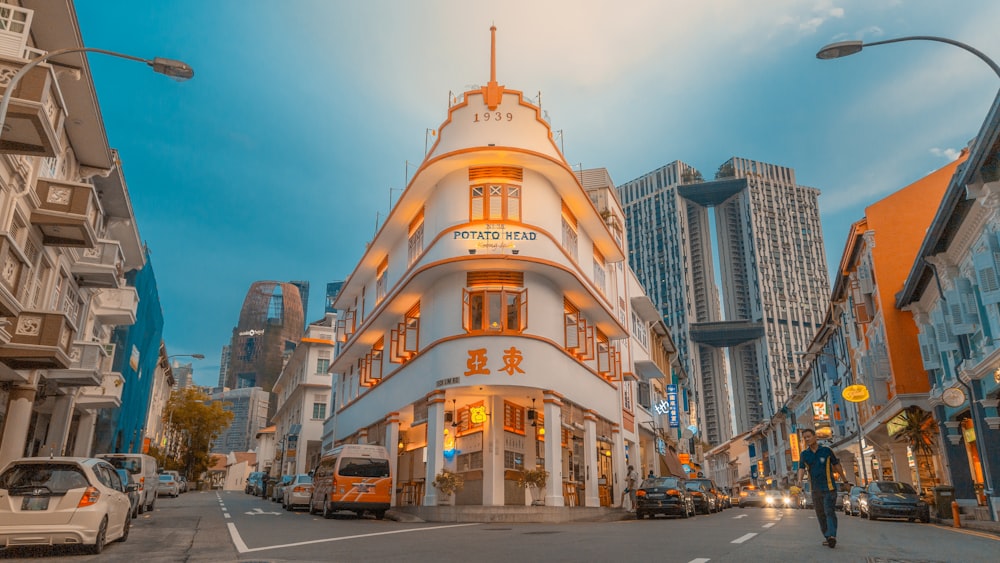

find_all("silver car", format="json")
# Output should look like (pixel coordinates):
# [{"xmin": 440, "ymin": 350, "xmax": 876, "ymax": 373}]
[
  {"xmin": 157, "ymin": 474, "xmax": 180, "ymax": 497},
  {"xmin": 0, "ymin": 457, "xmax": 135, "ymax": 554},
  {"xmin": 282, "ymin": 474, "xmax": 313, "ymax": 510}
]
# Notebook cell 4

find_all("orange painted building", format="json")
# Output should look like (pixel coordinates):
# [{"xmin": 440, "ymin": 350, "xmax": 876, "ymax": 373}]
[{"xmin": 832, "ymin": 151, "xmax": 966, "ymax": 483}]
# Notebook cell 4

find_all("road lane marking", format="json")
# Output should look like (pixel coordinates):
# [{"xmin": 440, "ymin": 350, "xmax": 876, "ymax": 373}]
[
  {"xmin": 224, "ymin": 513, "xmax": 231, "ymax": 519},
  {"xmin": 688, "ymin": 559, "xmax": 710, "ymax": 563},
  {"xmin": 762, "ymin": 523, "xmax": 775, "ymax": 528},
  {"xmin": 227, "ymin": 522, "xmax": 480, "ymax": 554},
  {"xmin": 733, "ymin": 514, "xmax": 748, "ymax": 519},
  {"xmin": 731, "ymin": 533, "xmax": 757, "ymax": 544}
]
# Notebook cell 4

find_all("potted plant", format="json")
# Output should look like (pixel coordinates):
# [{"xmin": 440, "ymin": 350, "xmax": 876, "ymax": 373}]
[
  {"xmin": 432, "ymin": 470, "xmax": 464, "ymax": 504},
  {"xmin": 517, "ymin": 467, "xmax": 548, "ymax": 505}
]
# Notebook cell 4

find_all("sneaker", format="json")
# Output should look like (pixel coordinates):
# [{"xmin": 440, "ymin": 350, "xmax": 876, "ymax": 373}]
[
  {"xmin": 821, "ymin": 539, "xmax": 829, "ymax": 546},
  {"xmin": 827, "ymin": 537, "xmax": 836, "ymax": 549}
]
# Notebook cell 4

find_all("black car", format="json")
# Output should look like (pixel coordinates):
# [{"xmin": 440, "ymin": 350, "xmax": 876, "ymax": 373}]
[
  {"xmin": 859, "ymin": 481, "xmax": 930, "ymax": 522},
  {"xmin": 684, "ymin": 479, "xmax": 718, "ymax": 514},
  {"xmin": 635, "ymin": 476, "xmax": 695, "ymax": 519}
]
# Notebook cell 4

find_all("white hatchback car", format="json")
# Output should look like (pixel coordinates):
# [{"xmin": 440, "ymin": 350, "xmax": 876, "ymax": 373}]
[{"xmin": 0, "ymin": 457, "xmax": 135, "ymax": 554}]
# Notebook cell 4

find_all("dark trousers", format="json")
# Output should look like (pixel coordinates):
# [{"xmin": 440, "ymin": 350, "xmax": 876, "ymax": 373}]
[{"xmin": 812, "ymin": 490, "xmax": 838, "ymax": 538}]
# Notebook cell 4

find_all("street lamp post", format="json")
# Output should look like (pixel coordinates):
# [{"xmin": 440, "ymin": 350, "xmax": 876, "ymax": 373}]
[
  {"xmin": 817, "ymin": 33, "xmax": 999, "ymax": 519},
  {"xmin": 0, "ymin": 47, "xmax": 193, "ymax": 136}
]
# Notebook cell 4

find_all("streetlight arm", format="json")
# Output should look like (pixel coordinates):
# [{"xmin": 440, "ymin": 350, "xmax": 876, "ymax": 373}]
[
  {"xmin": 817, "ymin": 36, "xmax": 1000, "ymax": 79},
  {"xmin": 0, "ymin": 46, "xmax": 193, "ymax": 138}
]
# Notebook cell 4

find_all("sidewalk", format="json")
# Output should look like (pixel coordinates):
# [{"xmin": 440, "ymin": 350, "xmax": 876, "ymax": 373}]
[{"xmin": 931, "ymin": 515, "xmax": 1000, "ymax": 537}]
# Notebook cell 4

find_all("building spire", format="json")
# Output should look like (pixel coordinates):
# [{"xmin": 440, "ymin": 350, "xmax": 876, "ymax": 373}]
[{"xmin": 482, "ymin": 25, "xmax": 503, "ymax": 110}]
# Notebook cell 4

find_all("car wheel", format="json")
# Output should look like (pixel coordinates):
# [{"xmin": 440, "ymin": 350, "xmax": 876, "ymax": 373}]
[
  {"xmin": 323, "ymin": 501, "xmax": 333, "ymax": 519},
  {"xmin": 148, "ymin": 498, "xmax": 156, "ymax": 512},
  {"xmin": 88, "ymin": 518, "xmax": 108, "ymax": 555},
  {"xmin": 118, "ymin": 515, "xmax": 131, "ymax": 543},
  {"xmin": 308, "ymin": 500, "xmax": 318, "ymax": 515},
  {"xmin": 920, "ymin": 514, "xmax": 930, "ymax": 523},
  {"xmin": 374, "ymin": 510, "xmax": 386, "ymax": 520}
]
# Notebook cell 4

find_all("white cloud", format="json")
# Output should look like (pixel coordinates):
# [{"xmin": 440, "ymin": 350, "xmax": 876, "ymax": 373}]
[{"xmin": 930, "ymin": 147, "xmax": 961, "ymax": 160}]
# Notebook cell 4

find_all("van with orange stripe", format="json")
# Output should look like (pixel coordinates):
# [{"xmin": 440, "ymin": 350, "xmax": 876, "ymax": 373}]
[{"xmin": 308, "ymin": 444, "xmax": 391, "ymax": 520}]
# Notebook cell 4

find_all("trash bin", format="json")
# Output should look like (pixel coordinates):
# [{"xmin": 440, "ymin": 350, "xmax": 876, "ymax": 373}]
[{"xmin": 932, "ymin": 486, "xmax": 955, "ymax": 519}]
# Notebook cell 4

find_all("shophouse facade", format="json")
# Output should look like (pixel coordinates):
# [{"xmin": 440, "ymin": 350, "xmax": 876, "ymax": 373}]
[
  {"xmin": 898, "ymin": 91, "xmax": 1000, "ymax": 520},
  {"xmin": 326, "ymin": 28, "xmax": 681, "ymax": 508},
  {"xmin": 271, "ymin": 313, "xmax": 334, "ymax": 476},
  {"xmin": 830, "ymin": 157, "xmax": 964, "ymax": 496},
  {"xmin": 0, "ymin": 2, "xmax": 147, "ymax": 467}
]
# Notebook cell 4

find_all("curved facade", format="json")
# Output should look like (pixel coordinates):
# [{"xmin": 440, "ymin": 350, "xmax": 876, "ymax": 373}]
[
  {"xmin": 329, "ymin": 29, "xmax": 681, "ymax": 508},
  {"xmin": 226, "ymin": 281, "xmax": 304, "ymax": 393}
]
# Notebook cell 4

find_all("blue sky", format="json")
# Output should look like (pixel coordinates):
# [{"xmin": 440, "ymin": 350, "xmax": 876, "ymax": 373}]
[{"xmin": 73, "ymin": 1, "xmax": 1000, "ymax": 387}]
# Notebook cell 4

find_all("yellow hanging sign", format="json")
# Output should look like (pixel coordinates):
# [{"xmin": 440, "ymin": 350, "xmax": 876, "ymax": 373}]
[{"xmin": 842, "ymin": 384, "xmax": 870, "ymax": 403}]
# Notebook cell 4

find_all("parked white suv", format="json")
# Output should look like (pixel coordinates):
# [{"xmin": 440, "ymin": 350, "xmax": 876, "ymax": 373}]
[{"xmin": 97, "ymin": 453, "xmax": 158, "ymax": 514}]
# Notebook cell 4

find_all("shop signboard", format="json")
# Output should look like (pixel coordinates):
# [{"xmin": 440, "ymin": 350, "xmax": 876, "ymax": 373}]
[{"xmin": 666, "ymin": 384, "xmax": 679, "ymax": 428}]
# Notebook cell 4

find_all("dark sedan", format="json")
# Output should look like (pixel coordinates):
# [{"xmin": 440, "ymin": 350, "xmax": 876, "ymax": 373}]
[
  {"xmin": 859, "ymin": 481, "xmax": 930, "ymax": 522},
  {"xmin": 635, "ymin": 476, "xmax": 695, "ymax": 519},
  {"xmin": 844, "ymin": 485, "xmax": 865, "ymax": 516},
  {"xmin": 685, "ymin": 479, "xmax": 718, "ymax": 514}
]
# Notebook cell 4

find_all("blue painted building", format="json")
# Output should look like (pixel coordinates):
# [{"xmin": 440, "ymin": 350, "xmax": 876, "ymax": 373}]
[{"xmin": 93, "ymin": 250, "xmax": 164, "ymax": 454}]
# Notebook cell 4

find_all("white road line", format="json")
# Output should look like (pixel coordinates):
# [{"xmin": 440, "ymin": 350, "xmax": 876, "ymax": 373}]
[
  {"xmin": 227, "ymin": 522, "xmax": 480, "ymax": 554},
  {"xmin": 222, "ymin": 508, "xmax": 227, "ymax": 512},
  {"xmin": 731, "ymin": 533, "xmax": 758, "ymax": 544},
  {"xmin": 762, "ymin": 523, "xmax": 775, "ymax": 528},
  {"xmin": 688, "ymin": 559, "xmax": 711, "ymax": 563},
  {"xmin": 224, "ymin": 513, "xmax": 231, "ymax": 519},
  {"xmin": 733, "ymin": 514, "xmax": 748, "ymax": 519}
]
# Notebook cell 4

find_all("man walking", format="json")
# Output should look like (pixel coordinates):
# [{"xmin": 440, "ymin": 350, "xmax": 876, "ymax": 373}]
[
  {"xmin": 621, "ymin": 465, "xmax": 639, "ymax": 511},
  {"xmin": 797, "ymin": 428, "xmax": 848, "ymax": 548}
]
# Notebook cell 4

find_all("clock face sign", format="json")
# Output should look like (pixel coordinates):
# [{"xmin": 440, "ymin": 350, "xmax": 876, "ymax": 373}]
[{"xmin": 942, "ymin": 387, "xmax": 966, "ymax": 408}]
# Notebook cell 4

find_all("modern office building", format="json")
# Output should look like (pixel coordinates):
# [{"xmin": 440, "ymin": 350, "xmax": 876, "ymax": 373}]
[
  {"xmin": 224, "ymin": 281, "xmax": 305, "ymax": 393},
  {"xmin": 208, "ymin": 386, "xmax": 270, "ymax": 454},
  {"xmin": 617, "ymin": 158, "xmax": 830, "ymax": 445},
  {"xmin": 217, "ymin": 344, "xmax": 231, "ymax": 388}
]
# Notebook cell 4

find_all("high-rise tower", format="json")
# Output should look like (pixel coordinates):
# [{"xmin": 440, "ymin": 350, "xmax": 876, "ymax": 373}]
[
  {"xmin": 225, "ymin": 281, "xmax": 305, "ymax": 393},
  {"xmin": 618, "ymin": 158, "xmax": 830, "ymax": 445}
]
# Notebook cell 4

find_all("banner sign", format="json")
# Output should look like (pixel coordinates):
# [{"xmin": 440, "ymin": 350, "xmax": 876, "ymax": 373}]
[{"xmin": 666, "ymin": 384, "xmax": 679, "ymax": 428}]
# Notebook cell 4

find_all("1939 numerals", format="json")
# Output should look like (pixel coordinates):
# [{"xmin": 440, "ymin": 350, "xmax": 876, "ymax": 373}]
[{"xmin": 474, "ymin": 112, "xmax": 513, "ymax": 122}]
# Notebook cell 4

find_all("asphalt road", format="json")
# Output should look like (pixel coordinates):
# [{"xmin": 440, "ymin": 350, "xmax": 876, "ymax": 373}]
[{"xmin": 3, "ymin": 490, "xmax": 998, "ymax": 562}]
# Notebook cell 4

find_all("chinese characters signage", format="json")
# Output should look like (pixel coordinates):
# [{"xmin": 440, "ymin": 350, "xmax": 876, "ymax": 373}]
[{"xmin": 464, "ymin": 347, "xmax": 526, "ymax": 377}]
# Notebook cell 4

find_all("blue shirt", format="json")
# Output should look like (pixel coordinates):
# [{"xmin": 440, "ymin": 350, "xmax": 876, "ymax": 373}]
[{"xmin": 800, "ymin": 445, "xmax": 839, "ymax": 492}]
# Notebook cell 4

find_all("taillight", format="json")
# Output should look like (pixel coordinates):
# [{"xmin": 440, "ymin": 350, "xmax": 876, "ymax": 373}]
[
  {"xmin": 78, "ymin": 487, "xmax": 101, "ymax": 508},
  {"xmin": 293, "ymin": 486, "xmax": 308, "ymax": 493},
  {"xmin": 139, "ymin": 476, "xmax": 145, "ymax": 490},
  {"xmin": 691, "ymin": 491, "xmax": 702, "ymax": 497},
  {"xmin": 636, "ymin": 490, "xmax": 647, "ymax": 498},
  {"xmin": 666, "ymin": 489, "xmax": 680, "ymax": 496}
]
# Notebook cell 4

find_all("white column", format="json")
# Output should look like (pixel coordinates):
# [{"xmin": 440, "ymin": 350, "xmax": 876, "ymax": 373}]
[
  {"xmin": 0, "ymin": 382, "xmax": 37, "ymax": 466},
  {"xmin": 482, "ymin": 395, "xmax": 503, "ymax": 506},
  {"xmin": 612, "ymin": 426, "xmax": 627, "ymax": 506},
  {"xmin": 543, "ymin": 390, "xmax": 564, "ymax": 506},
  {"xmin": 72, "ymin": 410, "xmax": 98, "ymax": 457},
  {"xmin": 583, "ymin": 411, "xmax": 600, "ymax": 507},
  {"xmin": 889, "ymin": 442, "xmax": 913, "ymax": 485},
  {"xmin": 423, "ymin": 390, "xmax": 446, "ymax": 506},
  {"xmin": 384, "ymin": 412, "xmax": 400, "ymax": 507},
  {"xmin": 45, "ymin": 392, "xmax": 77, "ymax": 456}
]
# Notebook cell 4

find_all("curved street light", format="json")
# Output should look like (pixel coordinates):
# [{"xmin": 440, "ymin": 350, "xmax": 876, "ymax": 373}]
[
  {"xmin": 0, "ymin": 47, "xmax": 193, "ymax": 137},
  {"xmin": 817, "ymin": 36, "xmax": 1000, "ymax": 79},
  {"xmin": 168, "ymin": 354, "xmax": 206, "ymax": 361},
  {"xmin": 816, "ymin": 34, "xmax": 998, "ymax": 519}
]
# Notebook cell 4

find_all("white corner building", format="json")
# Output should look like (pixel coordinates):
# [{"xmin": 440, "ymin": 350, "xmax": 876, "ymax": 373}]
[{"xmin": 327, "ymin": 28, "xmax": 684, "ymax": 508}]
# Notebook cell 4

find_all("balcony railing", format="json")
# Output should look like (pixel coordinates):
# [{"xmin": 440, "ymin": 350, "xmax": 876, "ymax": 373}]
[
  {"xmin": 30, "ymin": 179, "xmax": 99, "ymax": 248},
  {"xmin": 45, "ymin": 340, "xmax": 107, "ymax": 386},
  {"xmin": 90, "ymin": 287, "xmax": 138, "ymax": 326},
  {"xmin": 0, "ymin": 54, "xmax": 64, "ymax": 157},
  {"xmin": 0, "ymin": 310, "xmax": 75, "ymax": 369},
  {"xmin": 0, "ymin": 234, "xmax": 25, "ymax": 318},
  {"xmin": 70, "ymin": 239, "xmax": 125, "ymax": 288},
  {"xmin": 77, "ymin": 371, "xmax": 124, "ymax": 409}
]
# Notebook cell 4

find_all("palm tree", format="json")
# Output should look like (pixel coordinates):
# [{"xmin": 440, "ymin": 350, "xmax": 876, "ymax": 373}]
[{"xmin": 891, "ymin": 406, "xmax": 939, "ymax": 494}]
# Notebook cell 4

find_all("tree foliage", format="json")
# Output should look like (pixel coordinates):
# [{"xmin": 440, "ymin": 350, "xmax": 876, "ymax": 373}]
[
  {"xmin": 162, "ymin": 387, "xmax": 233, "ymax": 481},
  {"xmin": 892, "ymin": 406, "xmax": 939, "ymax": 492}
]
